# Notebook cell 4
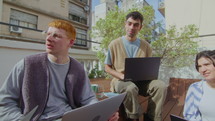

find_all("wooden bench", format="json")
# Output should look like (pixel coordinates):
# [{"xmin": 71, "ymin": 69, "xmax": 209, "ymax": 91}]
[
  {"xmin": 162, "ymin": 78, "xmax": 200, "ymax": 121},
  {"xmin": 90, "ymin": 78, "xmax": 200, "ymax": 121}
]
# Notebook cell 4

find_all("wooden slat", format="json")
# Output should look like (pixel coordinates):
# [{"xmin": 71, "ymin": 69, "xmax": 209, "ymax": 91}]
[
  {"xmin": 168, "ymin": 78, "xmax": 179, "ymax": 100},
  {"xmin": 164, "ymin": 103, "xmax": 184, "ymax": 121},
  {"xmin": 139, "ymin": 96, "xmax": 148, "ymax": 104},
  {"xmin": 162, "ymin": 100, "xmax": 176, "ymax": 121},
  {"xmin": 177, "ymin": 78, "xmax": 186, "ymax": 105},
  {"xmin": 185, "ymin": 79, "xmax": 192, "ymax": 91},
  {"xmin": 140, "ymin": 98, "xmax": 148, "ymax": 113},
  {"xmin": 176, "ymin": 78, "xmax": 186, "ymax": 118},
  {"xmin": 170, "ymin": 103, "xmax": 184, "ymax": 116}
]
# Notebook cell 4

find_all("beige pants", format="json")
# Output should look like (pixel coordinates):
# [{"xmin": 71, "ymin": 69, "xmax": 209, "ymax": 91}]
[{"xmin": 112, "ymin": 80, "xmax": 167, "ymax": 121}]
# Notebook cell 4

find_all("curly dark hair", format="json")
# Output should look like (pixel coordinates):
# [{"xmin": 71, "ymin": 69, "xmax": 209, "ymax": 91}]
[{"xmin": 126, "ymin": 11, "xmax": 144, "ymax": 24}]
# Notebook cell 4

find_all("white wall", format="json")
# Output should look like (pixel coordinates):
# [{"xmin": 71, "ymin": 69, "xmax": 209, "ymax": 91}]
[
  {"xmin": 166, "ymin": 0, "xmax": 215, "ymax": 50},
  {"xmin": 0, "ymin": 0, "xmax": 2, "ymax": 21}
]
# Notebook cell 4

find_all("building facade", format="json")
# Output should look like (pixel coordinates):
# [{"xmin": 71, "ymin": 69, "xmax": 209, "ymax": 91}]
[
  {"xmin": 121, "ymin": 0, "xmax": 149, "ymax": 11},
  {"xmin": 161, "ymin": 0, "xmax": 215, "ymax": 50},
  {"xmin": 0, "ymin": 0, "xmax": 98, "ymax": 85},
  {"xmin": 91, "ymin": 0, "xmax": 116, "ymax": 51}
]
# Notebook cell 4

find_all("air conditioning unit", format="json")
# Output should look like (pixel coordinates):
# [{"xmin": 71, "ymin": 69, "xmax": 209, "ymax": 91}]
[
  {"xmin": 159, "ymin": 1, "xmax": 165, "ymax": 8},
  {"xmin": 10, "ymin": 26, "xmax": 22, "ymax": 33}
]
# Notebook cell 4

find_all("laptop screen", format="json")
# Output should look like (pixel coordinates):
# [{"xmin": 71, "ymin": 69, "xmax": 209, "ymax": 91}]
[
  {"xmin": 124, "ymin": 57, "xmax": 161, "ymax": 81},
  {"xmin": 170, "ymin": 114, "xmax": 188, "ymax": 121}
]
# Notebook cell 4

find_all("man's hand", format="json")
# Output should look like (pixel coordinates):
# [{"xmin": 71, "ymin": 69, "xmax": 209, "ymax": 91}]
[
  {"xmin": 105, "ymin": 64, "xmax": 124, "ymax": 80},
  {"xmin": 108, "ymin": 112, "xmax": 119, "ymax": 121},
  {"xmin": 119, "ymin": 73, "xmax": 124, "ymax": 80}
]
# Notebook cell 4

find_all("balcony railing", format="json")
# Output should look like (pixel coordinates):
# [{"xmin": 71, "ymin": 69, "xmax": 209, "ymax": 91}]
[{"xmin": 0, "ymin": 22, "xmax": 100, "ymax": 47}]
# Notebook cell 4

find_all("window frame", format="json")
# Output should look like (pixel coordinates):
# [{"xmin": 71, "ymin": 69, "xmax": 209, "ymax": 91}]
[{"xmin": 10, "ymin": 9, "xmax": 38, "ymax": 29}]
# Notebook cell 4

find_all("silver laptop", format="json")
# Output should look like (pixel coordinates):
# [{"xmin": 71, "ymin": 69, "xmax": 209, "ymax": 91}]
[
  {"xmin": 170, "ymin": 114, "xmax": 188, "ymax": 121},
  {"xmin": 124, "ymin": 57, "xmax": 161, "ymax": 81},
  {"xmin": 62, "ymin": 93, "xmax": 126, "ymax": 121}
]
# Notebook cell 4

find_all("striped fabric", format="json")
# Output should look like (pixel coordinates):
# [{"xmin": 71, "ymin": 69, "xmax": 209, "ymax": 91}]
[{"xmin": 183, "ymin": 80, "xmax": 205, "ymax": 121}]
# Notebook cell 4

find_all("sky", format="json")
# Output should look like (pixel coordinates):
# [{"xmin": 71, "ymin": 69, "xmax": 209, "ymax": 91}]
[
  {"xmin": 91, "ymin": 0, "xmax": 100, "ymax": 11},
  {"xmin": 145, "ymin": 0, "xmax": 164, "ymax": 24},
  {"xmin": 91, "ymin": 0, "xmax": 164, "ymax": 24}
]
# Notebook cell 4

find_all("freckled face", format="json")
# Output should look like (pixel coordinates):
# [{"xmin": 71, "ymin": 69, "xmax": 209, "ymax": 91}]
[
  {"xmin": 45, "ymin": 27, "xmax": 73, "ymax": 55},
  {"xmin": 198, "ymin": 57, "xmax": 215, "ymax": 81}
]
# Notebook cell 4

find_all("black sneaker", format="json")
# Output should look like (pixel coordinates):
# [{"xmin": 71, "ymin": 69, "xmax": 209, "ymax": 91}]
[
  {"xmin": 125, "ymin": 118, "xmax": 133, "ymax": 121},
  {"xmin": 144, "ymin": 113, "xmax": 154, "ymax": 121}
]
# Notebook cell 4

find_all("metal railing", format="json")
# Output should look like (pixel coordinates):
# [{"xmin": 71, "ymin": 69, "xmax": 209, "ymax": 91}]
[{"xmin": 0, "ymin": 21, "xmax": 101, "ymax": 45}]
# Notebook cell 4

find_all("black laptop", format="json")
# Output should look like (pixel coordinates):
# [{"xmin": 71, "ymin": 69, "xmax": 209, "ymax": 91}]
[
  {"xmin": 124, "ymin": 57, "xmax": 161, "ymax": 81},
  {"xmin": 170, "ymin": 114, "xmax": 188, "ymax": 121}
]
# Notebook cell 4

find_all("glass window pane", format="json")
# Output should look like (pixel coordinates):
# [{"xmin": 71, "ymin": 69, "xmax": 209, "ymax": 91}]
[
  {"xmin": 10, "ymin": 9, "xmax": 38, "ymax": 29},
  {"xmin": 10, "ymin": 19, "xmax": 19, "ymax": 25}
]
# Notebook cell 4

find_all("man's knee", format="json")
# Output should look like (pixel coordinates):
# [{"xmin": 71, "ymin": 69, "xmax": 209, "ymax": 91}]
[
  {"xmin": 150, "ymin": 80, "xmax": 167, "ymax": 90},
  {"xmin": 113, "ymin": 81, "xmax": 139, "ymax": 94},
  {"xmin": 125, "ymin": 83, "xmax": 139, "ymax": 94},
  {"xmin": 148, "ymin": 80, "xmax": 167, "ymax": 99}
]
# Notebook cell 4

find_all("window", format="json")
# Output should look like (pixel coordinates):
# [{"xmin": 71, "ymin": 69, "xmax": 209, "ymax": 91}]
[
  {"xmin": 68, "ymin": 3, "xmax": 87, "ymax": 25},
  {"xmin": 68, "ymin": 14, "xmax": 87, "ymax": 24},
  {"xmin": 75, "ymin": 28, "xmax": 87, "ymax": 47},
  {"xmin": 79, "ymin": 0, "xmax": 87, "ymax": 4},
  {"xmin": 10, "ymin": 9, "xmax": 38, "ymax": 29}
]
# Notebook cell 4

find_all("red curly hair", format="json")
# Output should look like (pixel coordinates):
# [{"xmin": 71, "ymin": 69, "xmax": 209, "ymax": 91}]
[{"xmin": 48, "ymin": 19, "xmax": 76, "ymax": 40}]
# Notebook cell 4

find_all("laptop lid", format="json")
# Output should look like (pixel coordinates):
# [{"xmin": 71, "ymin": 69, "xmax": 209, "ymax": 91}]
[
  {"xmin": 21, "ymin": 105, "xmax": 38, "ymax": 121},
  {"xmin": 124, "ymin": 57, "xmax": 161, "ymax": 81},
  {"xmin": 62, "ymin": 93, "xmax": 126, "ymax": 121},
  {"xmin": 170, "ymin": 114, "xmax": 188, "ymax": 121}
]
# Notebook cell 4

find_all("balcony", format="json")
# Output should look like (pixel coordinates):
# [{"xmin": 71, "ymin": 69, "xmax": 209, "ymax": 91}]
[{"xmin": 158, "ymin": 1, "xmax": 165, "ymax": 17}]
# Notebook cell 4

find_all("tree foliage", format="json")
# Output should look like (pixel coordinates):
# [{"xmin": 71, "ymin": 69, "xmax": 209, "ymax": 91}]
[
  {"xmin": 91, "ymin": 6, "xmax": 199, "ymax": 68},
  {"xmin": 151, "ymin": 25, "xmax": 199, "ymax": 67}
]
